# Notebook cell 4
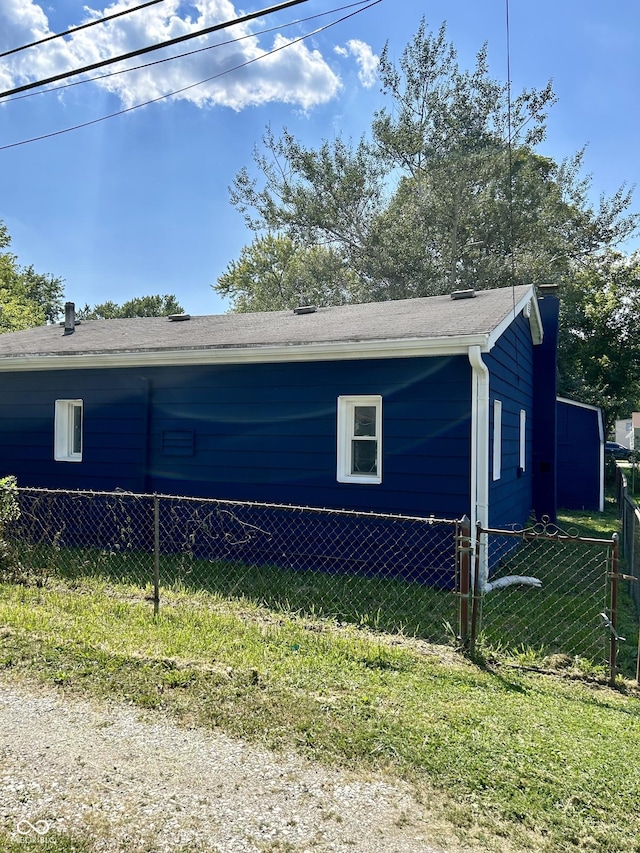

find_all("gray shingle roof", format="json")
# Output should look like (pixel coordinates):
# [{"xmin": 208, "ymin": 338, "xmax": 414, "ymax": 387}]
[{"xmin": 0, "ymin": 285, "xmax": 537, "ymax": 361}]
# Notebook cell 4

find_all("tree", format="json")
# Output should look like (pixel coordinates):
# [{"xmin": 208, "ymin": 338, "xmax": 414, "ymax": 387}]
[
  {"xmin": 77, "ymin": 294, "xmax": 184, "ymax": 320},
  {"xmin": 557, "ymin": 251, "xmax": 640, "ymax": 432},
  {"xmin": 20, "ymin": 265, "xmax": 65, "ymax": 324},
  {"xmin": 0, "ymin": 221, "xmax": 64, "ymax": 332},
  {"xmin": 216, "ymin": 234, "xmax": 360, "ymax": 312},
  {"xmin": 217, "ymin": 19, "xmax": 638, "ymax": 306},
  {"xmin": 226, "ymin": 128, "xmax": 385, "ymax": 291}
]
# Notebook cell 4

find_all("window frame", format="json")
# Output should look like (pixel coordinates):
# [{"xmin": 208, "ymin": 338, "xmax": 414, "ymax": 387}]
[
  {"xmin": 54, "ymin": 399, "xmax": 84, "ymax": 462},
  {"xmin": 337, "ymin": 395, "xmax": 382, "ymax": 484},
  {"xmin": 519, "ymin": 408, "xmax": 527, "ymax": 472},
  {"xmin": 492, "ymin": 399, "xmax": 502, "ymax": 481}
]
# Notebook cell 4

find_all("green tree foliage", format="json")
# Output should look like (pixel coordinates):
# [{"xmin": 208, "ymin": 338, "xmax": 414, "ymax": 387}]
[
  {"xmin": 217, "ymin": 19, "xmax": 638, "ymax": 306},
  {"xmin": 77, "ymin": 294, "xmax": 184, "ymax": 320},
  {"xmin": 216, "ymin": 234, "xmax": 361, "ymax": 312},
  {"xmin": 20, "ymin": 265, "xmax": 66, "ymax": 324},
  {"xmin": 557, "ymin": 251, "xmax": 640, "ymax": 431},
  {"xmin": 0, "ymin": 221, "xmax": 65, "ymax": 332},
  {"xmin": 217, "ymin": 19, "xmax": 640, "ymax": 421}
]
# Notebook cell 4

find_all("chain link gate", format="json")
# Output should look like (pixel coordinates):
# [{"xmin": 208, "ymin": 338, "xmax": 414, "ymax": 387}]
[{"xmin": 466, "ymin": 518, "xmax": 620, "ymax": 682}]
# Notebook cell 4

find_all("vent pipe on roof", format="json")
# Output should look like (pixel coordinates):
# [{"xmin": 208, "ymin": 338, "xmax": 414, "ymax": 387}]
[{"xmin": 63, "ymin": 302, "xmax": 75, "ymax": 335}]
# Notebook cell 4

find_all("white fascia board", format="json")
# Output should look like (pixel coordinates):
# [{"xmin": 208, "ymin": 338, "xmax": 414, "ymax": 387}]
[
  {"xmin": 0, "ymin": 334, "xmax": 493, "ymax": 372},
  {"xmin": 486, "ymin": 286, "xmax": 543, "ymax": 350},
  {"xmin": 556, "ymin": 396, "xmax": 603, "ymax": 414}
]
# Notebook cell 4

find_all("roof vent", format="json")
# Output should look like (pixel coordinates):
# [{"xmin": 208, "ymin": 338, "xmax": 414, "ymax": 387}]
[
  {"xmin": 167, "ymin": 313, "xmax": 191, "ymax": 322},
  {"xmin": 62, "ymin": 301, "xmax": 76, "ymax": 335},
  {"xmin": 293, "ymin": 305, "xmax": 317, "ymax": 315},
  {"xmin": 450, "ymin": 289, "xmax": 475, "ymax": 301}
]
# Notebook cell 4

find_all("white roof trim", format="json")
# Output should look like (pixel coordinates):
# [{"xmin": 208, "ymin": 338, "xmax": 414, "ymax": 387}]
[
  {"xmin": 557, "ymin": 396, "xmax": 602, "ymax": 413},
  {"xmin": 0, "ymin": 333, "xmax": 498, "ymax": 371},
  {"xmin": 486, "ymin": 286, "xmax": 542, "ymax": 350}
]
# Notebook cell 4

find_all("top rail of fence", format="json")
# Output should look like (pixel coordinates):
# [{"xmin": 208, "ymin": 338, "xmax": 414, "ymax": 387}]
[
  {"xmin": 15, "ymin": 485, "xmax": 460, "ymax": 527},
  {"xmin": 480, "ymin": 524, "xmax": 615, "ymax": 546}
]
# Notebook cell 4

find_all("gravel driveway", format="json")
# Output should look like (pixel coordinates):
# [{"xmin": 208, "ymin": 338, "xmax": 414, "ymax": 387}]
[{"xmin": 0, "ymin": 674, "xmax": 447, "ymax": 852}]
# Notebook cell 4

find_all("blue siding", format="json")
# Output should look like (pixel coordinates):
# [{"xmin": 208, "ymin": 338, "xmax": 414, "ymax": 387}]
[
  {"xmin": 556, "ymin": 400, "xmax": 602, "ymax": 511},
  {"xmin": 487, "ymin": 311, "xmax": 536, "ymax": 529},
  {"xmin": 0, "ymin": 371, "xmax": 149, "ymax": 492},
  {"xmin": 0, "ymin": 355, "xmax": 472, "ymax": 518}
]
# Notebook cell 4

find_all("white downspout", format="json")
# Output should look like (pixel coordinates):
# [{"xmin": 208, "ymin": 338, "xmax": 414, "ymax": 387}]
[{"xmin": 469, "ymin": 345, "xmax": 490, "ymax": 590}]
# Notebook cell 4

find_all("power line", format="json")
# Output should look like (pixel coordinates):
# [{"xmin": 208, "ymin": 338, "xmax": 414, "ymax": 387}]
[
  {"xmin": 0, "ymin": 0, "xmax": 165, "ymax": 60},
  {"xmin": 6, "ymin": 1, "xmax": 372, "ymax": 104},
  {"xmin": 0, "ymin": 0, "xmax": 383, "ymax": 152},
  {"xmin": 0, "ymin": 0, "xmax": 311, "ymax": 100}
]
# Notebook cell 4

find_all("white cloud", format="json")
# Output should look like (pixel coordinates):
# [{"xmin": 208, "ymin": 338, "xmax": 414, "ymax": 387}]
[
  {"xmin": 0, "ymin": 0, "xmax": 342, "ymax": 111},
  {"xmin": 334, "ymin": 38, "xmax": 378, "ymax": 88}
]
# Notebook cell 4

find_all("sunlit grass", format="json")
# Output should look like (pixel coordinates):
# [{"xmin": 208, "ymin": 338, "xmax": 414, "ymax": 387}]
[
  {"xmin": 1, "ymin": 488, "xmax": 639, "ymax": 851},
  {"xmin": 1, "ymin": 572, "xmax": 640, "ymax": 853}
]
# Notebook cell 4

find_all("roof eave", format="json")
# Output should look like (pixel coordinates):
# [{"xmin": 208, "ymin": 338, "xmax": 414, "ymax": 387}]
[{"xmin": 0, "ymin": 334, "xmax": 493, "ymax": 371}]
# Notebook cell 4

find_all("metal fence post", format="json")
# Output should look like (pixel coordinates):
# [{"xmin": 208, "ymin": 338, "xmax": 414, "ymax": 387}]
[
  {"xmin": 631, "ymin": 504, "xmax": 636, "ymax": 594},
  {"xmin": 153, "ymin": 495, "xmax": 160, "ymax": 617},
  {"xmin": 609, "ymin": 533, "xmax": 620, "ymax": 687},
  {"xmin": 457, "ymin": 515, "xmax": 471, "ymax": 645},
  {"xmin": 469, "ymin": 521, "xmax": 483, "ymax": 656}
]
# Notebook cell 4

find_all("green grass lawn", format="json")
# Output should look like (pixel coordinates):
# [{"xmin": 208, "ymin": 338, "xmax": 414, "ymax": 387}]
[
  {"xmin": 1, "ymin": 569, "xmax": 639, "ymax": 853},
  {"xmin": 1, "ymin": 496, "xmax": 639, "ymax": 853}
]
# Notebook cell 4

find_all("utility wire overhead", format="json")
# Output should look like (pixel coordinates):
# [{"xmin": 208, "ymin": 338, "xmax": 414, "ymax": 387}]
[
  {"xmin": 6, "ymin": 0, "xmax": 372, "ymax": 103},
  {"xmin": 0, "ymin": 0, "xmax": 165, "ymax": 60},
  {"xmin": 0, "ymin": 0, "xmax": 383, "ymax": 152},
  {"xmin": 0, "ymin": 0, "xmax": 311, "ymax": 100}
]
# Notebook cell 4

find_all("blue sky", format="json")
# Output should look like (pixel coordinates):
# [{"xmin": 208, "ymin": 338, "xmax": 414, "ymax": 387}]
[{"xmin": 0, "ymin": 0, "xmax": 639, "ymax": 316}]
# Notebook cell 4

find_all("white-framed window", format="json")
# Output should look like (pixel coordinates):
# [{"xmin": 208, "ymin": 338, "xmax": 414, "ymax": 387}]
[
  {"xmin": 54, "ymin": 399, "xmax": 83, "ymax": 462},
  {"xmin": 337, "ymin": 395, "xmax": 382, "ymax": 484},
  {"xmin": 519, "ymin": 408, "xmax": 527, "ymax": 472},
  {"xmin": 493, "ymin": 399, "xmax": 502, "ymax": 481}
]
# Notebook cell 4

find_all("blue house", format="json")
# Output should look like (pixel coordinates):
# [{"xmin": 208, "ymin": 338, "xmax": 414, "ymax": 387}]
[{"xmin": 0, "ymin": 285, "xmax": 560, "ymax": 536}]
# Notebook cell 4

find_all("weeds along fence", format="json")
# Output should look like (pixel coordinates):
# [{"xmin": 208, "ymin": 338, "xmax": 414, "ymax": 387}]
[
  {"xmin": 474, "ymin": 519, "xmax": 620, "ymax": 683},
  {"xmin": 4, "ymin": 487, "xmax": 466, "ymax": 645},
  {"xmin": 1, "ymin": 486, "xmax": 626, "ymax": 677}
]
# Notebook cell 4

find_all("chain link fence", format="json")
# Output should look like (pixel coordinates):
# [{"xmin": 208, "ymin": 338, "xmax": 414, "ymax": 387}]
[
  {"xmin": 1, "ymin": 486, "xmax": 630, "ymax": 677},
  {"xmin": 473, "ymin": 519, "xmax": 617, "ymax": 676},
  {"xmin": 4, "ymin": 487, "xmax": 464, "ymax": 645},
  {"xmin": 618, "ymin": 466, "xmax": 640, "ymax": 621}
]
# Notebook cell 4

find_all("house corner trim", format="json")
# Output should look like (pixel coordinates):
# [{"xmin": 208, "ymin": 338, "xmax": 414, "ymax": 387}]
[{"xmin": 469, "ymin": 345, "xmax": 490, "ymax": 589}]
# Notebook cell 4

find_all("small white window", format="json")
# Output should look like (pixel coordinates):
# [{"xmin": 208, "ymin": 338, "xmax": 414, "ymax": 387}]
[
  {"xmin": 493, "ymin": 400, "xmax": 502, "ymax": 481},
  {"xmin": 519, "ymin": 408, "xmax": 526, "ymax": 472},
  {"xmin": 55, "ymin": 400, "xmax": 83, "ymax": 462},
  {"xmin": 337, "ymin": 396, "xmax": 382, "ymax": 484}
]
